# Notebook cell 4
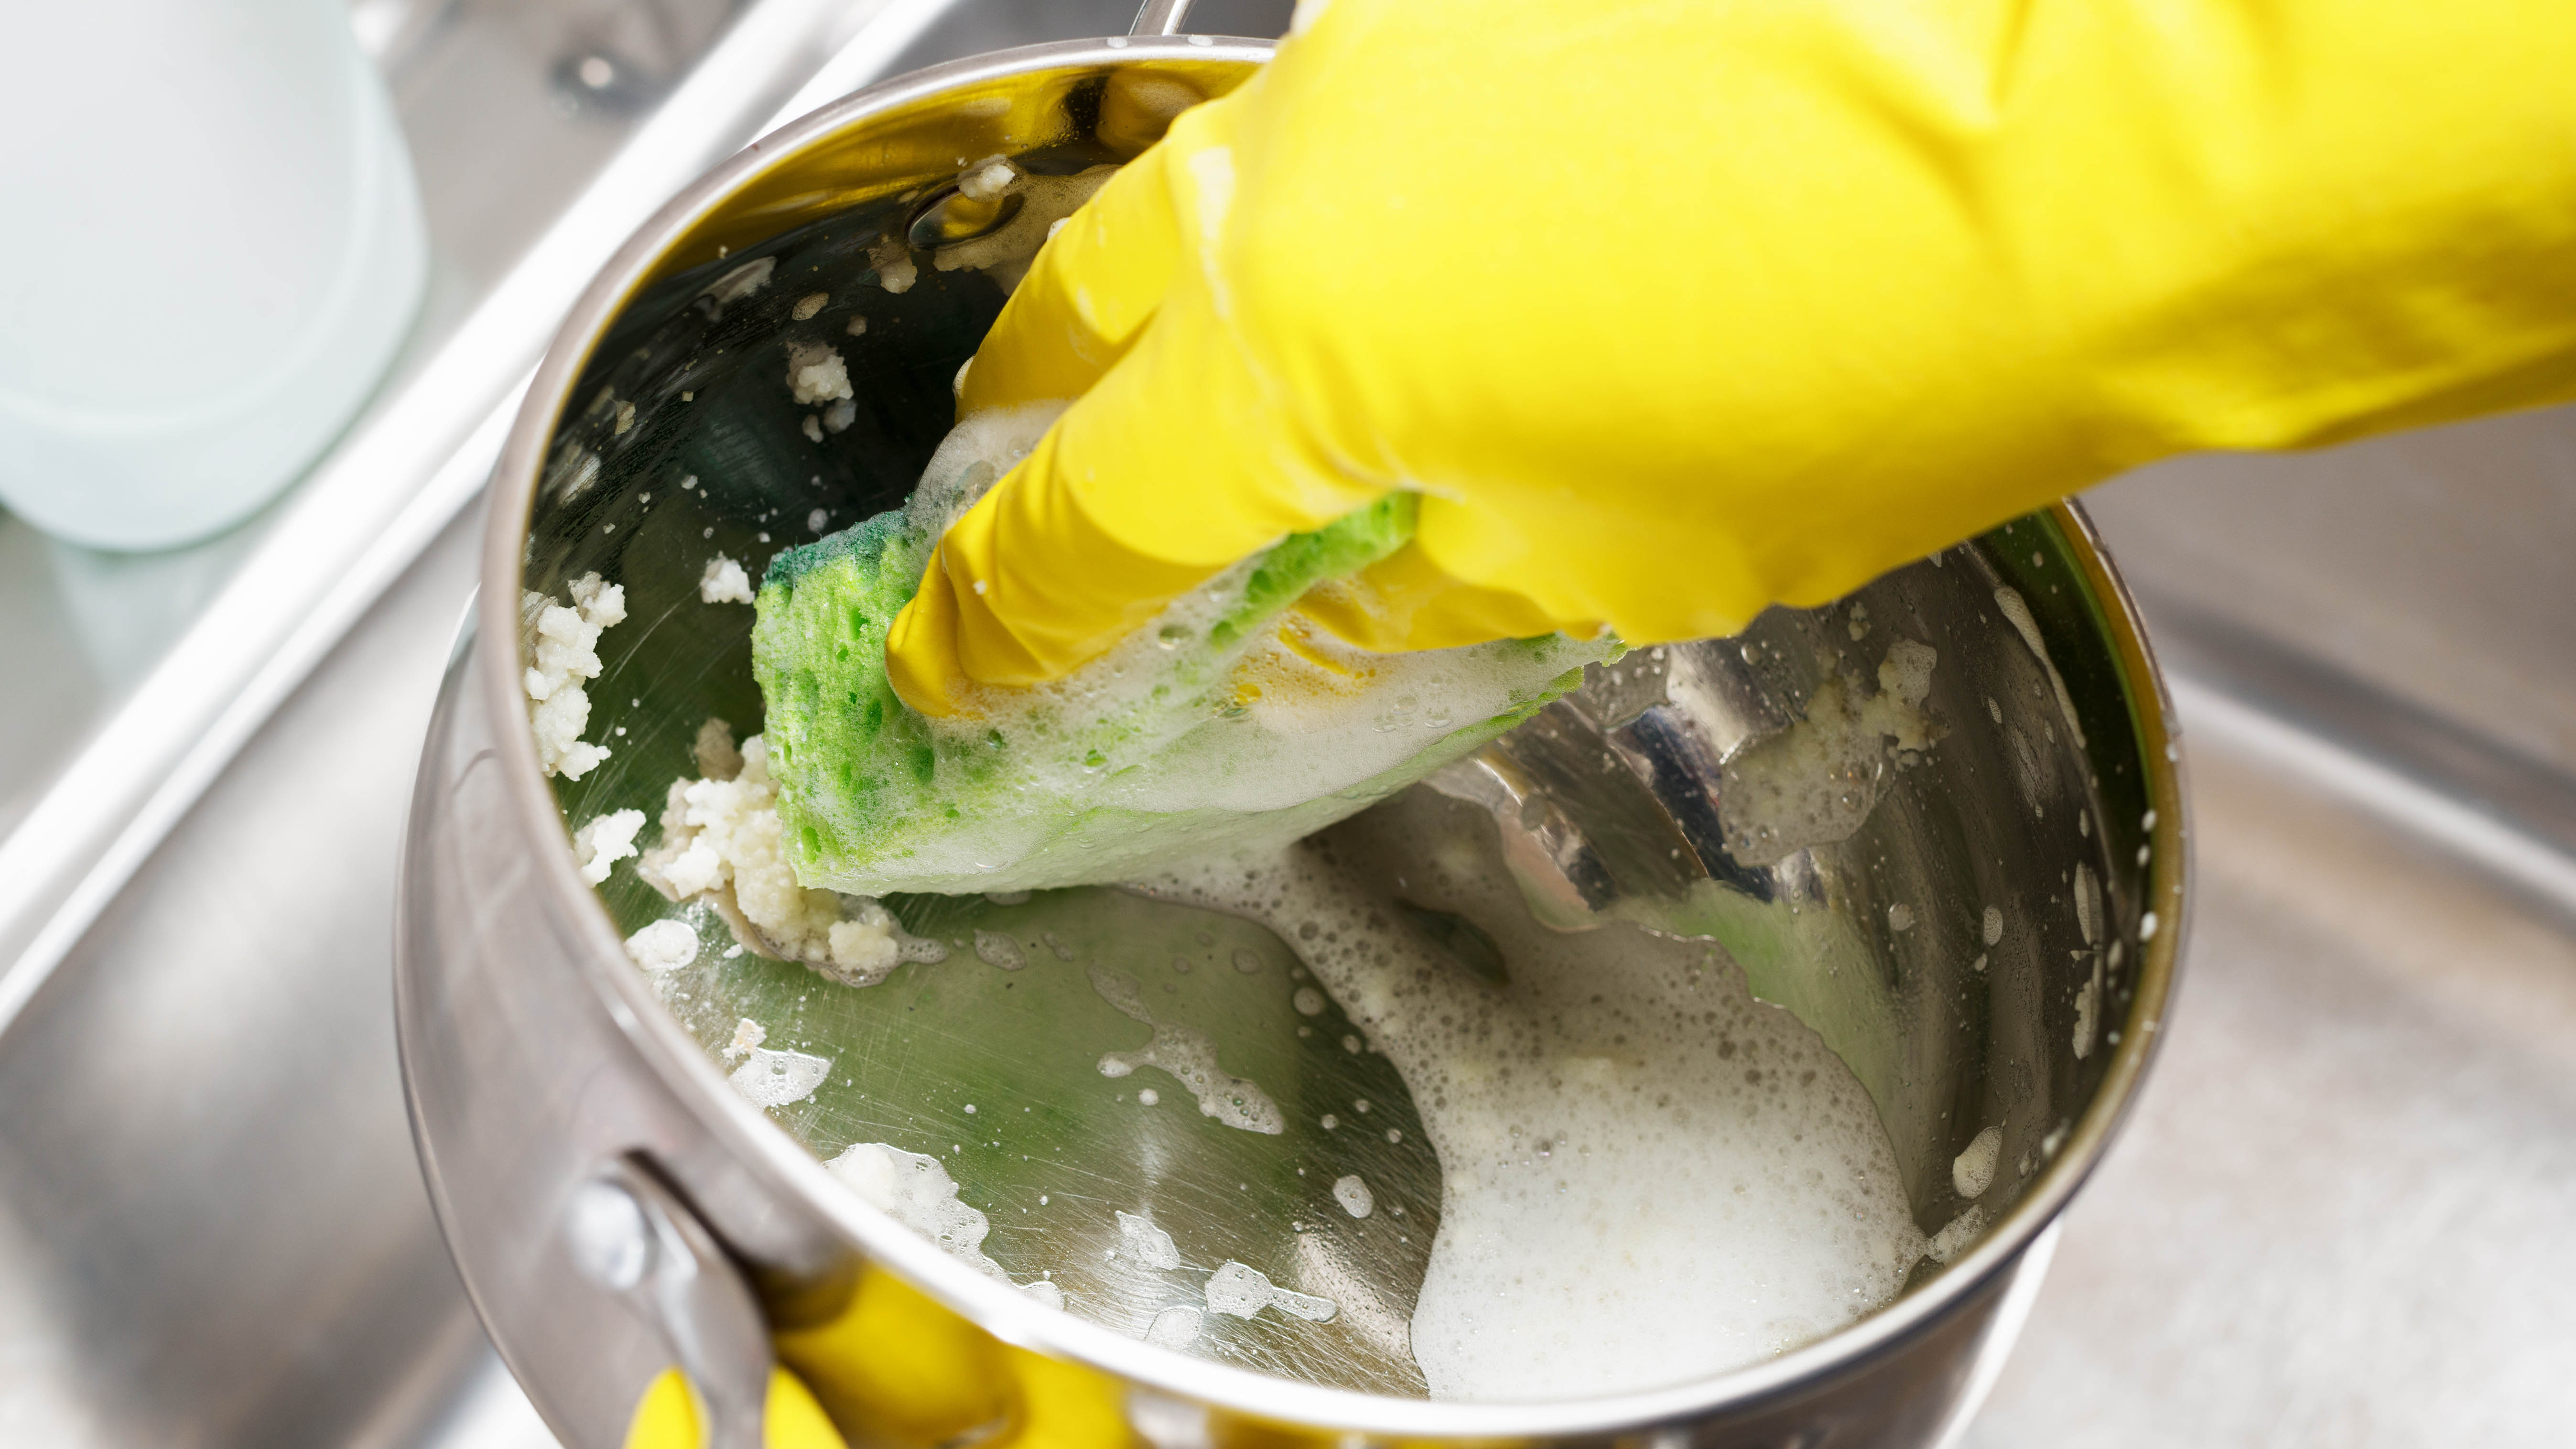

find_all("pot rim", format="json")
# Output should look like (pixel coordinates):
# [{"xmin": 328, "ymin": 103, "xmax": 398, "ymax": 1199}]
[{"xmin": 474, "ymin": 32, "xmax": 2191, "ymax": 1437}]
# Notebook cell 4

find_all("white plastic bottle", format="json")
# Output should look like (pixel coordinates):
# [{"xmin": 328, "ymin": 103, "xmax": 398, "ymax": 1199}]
[{"xmin": 0, "ymin": 0, "xmax": 428, "ymax": 551}]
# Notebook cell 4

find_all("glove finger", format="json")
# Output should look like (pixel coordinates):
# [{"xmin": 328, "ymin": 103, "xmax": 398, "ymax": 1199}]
[
  {"xmin": 620, "ymin": 1365, "xmax": 849, "ymax": 1449},
  {"xmin": 957, "ymin": 95, "xmax": 1235, "ymax": 415},
  {"xmin": 1293, "ymin": 537, "xmax": 1586, "ymax": 653},
  {"xmin": 889, "ymin": 283, "xmax": 1387, "ymax": 713}
]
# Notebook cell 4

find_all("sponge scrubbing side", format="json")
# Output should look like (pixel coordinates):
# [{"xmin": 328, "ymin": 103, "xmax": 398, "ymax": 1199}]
[{"xmin": 751, "ymin": 407, "xmax": 1613, "ymax": 896}]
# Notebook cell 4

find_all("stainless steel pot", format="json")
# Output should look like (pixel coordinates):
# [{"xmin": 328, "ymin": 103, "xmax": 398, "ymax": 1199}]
[{"xmin": 396, "ymin": 9, "xmax": 2189, "ymax": 1448}]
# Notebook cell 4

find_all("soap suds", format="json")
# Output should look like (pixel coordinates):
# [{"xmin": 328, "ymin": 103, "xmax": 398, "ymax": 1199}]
[
  {"xmin": 1205, "ymin": 1260, "xmax": 1337, "ymax": 1323},
  {"xmin": 827, "ymin": 1142, "xmax": 1056, "ymax": 1301},
  {"xmin": 731, "ymin": 1047, "xmax": 831, "ymax": 1108},
  {"xmin": 1089, "ymin": 965, "xmax": 1285, "ymax": 1134},
  {"xmin": 1993, "ymin": 587, "xmax": 2086, "ymax": 750},
  {"xmin": 974, "ymin": 930, "xmax": 1028, "ymax": 971},
  {"xmin": 1145, "ymin": 1305, "xmax": 1203, "ymax": 1348},
  {"xmin": 1332, "ymin": 1175, "xmax": 1375, "ymax": 1219},
  {"xmin": 1926, "ymin": 1204, "xmax": 1988, "ymax": 1264},
  {"xmin": 1718, "ymin": 638, "xmax": 1942, "ymax": 867},
  {"xmin": 1953, "ymin": 1125, "xmax": 2003, "ymax": 1198},
  {"xmin": 1115, "ymin": 1211, "xmax": 1184, "ymax": 1270},
  {"xmin": 521, "ymin": 572, "xmax": 626, "ymax": 779},
  {"xmin": 635, "ymin": 718, "xmax": 946, "ymax": 986},
  {"xmin": 1155, "ymin": 815, "xmax": 1928, "ymax": 1402}
]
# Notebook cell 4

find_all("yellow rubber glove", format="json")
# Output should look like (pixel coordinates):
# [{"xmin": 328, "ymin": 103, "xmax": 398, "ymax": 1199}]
[
  {"xmin": 887, "ymin": 0, "xmax": 2576, "ymax": 715},
  {"xmin": 623, "ymin": 1270, "xmax": 1133, "ymax": 1449}
]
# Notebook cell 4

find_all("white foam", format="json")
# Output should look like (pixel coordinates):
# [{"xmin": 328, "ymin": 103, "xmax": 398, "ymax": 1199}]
[
  {"xmin": 974, "ymin": 930, "xmax": 1028, "ymax": 971},
  {"xmin": 1331, "ymin": 1174, "xmax": 1375, "ymax": 1219},
  {"xmin": 827, "ymin": 1142, "xmax": 1032, "ymax": 1290},
  {"xmin": 730, "ymin": 1047, "xmax": 830, "ymax": 1108},
  {"xmin": 1088, "ymin": 966, "xmax": 1286, "ymax": 1134},
  {"xmin": 1718, "ymin": 638, "xmax": 1942, "ymax": 866},
  {"xmin": 1953, "ymin": 1125, "xmax": 2003, "ymax": 1198},
  {"xmin": 1157, "ymin": 839, "xmax": 1929, "ymax": 1402},
  {"xmin": 1115, "ymin": 1211, "xmax": 1184, "ymax": 1270},
  {"xmin": 1205, "ymin": 1261, "xmax": 1337, "ymax": 1323},
  {"xmin": 1145, "ymin": 1305, "xmax": 1203, "ymax": 1348}
]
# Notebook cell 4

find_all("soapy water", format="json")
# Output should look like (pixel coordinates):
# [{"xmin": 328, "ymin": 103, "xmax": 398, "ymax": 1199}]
[{"xmin": 1145, "ymin": 787, "xmax": 1931, "ymax": 1402}]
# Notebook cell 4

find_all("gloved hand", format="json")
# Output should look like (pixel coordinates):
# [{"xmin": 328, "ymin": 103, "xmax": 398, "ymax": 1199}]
[
  {"xmin": 887, "ymin": 0, "xmax": 2576, "ymax": 716},
  {"xmin": 623, "ymin": 1270, "xmax": 1131, "ymax": 1449}
]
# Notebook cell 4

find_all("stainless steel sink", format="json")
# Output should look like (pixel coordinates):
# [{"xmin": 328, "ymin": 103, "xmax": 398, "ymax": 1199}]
[{"xmin": 0, "ymin": 0, "xmax": 2570, "ymax": 1441}]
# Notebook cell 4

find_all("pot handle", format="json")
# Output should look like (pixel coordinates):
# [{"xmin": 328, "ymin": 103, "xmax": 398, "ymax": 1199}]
[
  {"xmin": 566, "ymin": 1157, "xmax": 777, "ymax": 1449},
  {"xmin": 1128, "ymin": 0, "xmax": 1198, "ymax": 36}
]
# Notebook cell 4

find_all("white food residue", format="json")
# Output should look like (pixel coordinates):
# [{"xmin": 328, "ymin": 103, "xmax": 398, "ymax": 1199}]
[
  {"xmin": 955, "ymin": 156, "xmax": 1016, "ymax": 200},
  {"xmin": 699, "ymin": 554, "xmax": 755, "ymax": 605},
  {"xmin": 725, "ymin": 1016, "xmax": 767, "ymax": 1060},
  {"xmin": 635, "ymin": 719, "xmax": 945, "ymax": 986},
  {"xmin": 1088, "ymin": 966, "xmax": 1285, "ymax": 1134},
  {"xmin": 866, "ymin": 234, "xmax": 916, "ymax": 294},
  {"xmin": 572, "ymin": 809, "xmax": 645, "ymax": 884},
  {"xmin": 521, "ymin": 572, "xmax": 626, "ymax": 780},
  {"xmin": 785, "ymin": 341, "xmax": 853, "ymax": 405},
  {"xmin": 622, "ymin": 919, "xmax": 699, "ymax": 973}
]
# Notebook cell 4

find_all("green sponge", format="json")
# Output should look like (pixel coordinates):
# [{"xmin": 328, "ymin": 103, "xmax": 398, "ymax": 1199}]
[{"xmin": 752, "ymin": 408, "xmax": 1613, "ymax": 896}]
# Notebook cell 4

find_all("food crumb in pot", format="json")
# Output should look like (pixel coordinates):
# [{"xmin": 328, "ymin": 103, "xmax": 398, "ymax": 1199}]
[
  {"xmin": 520, "ymin": 572, "xmax": 624, "ymax": 780},
  {"xmin": 956, "ymin": 156, "xmax": 1016, "ymax": 201},
  {"xmin": 791, "ymin": 291, "xmax": 828, "ymax": 321},
  {"xmin": 725, "ymin": 1016, "xmax": 766, "ymax": 1060},
  {"xmin": 802, "ymin": 414, "xmax": 823, "ymax": 443},
  {"xmin": 634, "ymin": 718, "xmax": 946, "ymax": 988},
  {"xmin": 622, "ymin": 919, "xmax": 698, "ymax": 973},
  {"xmin": 700, "ymin": 554, "xmax": 754, "ymax": 605},
  {"xmin": 571, "ymin": 809, "xmax": 644, "ymax": 884},
  {"xmin": 844, "ymin": 315, "xmax": 867, "ymax": 337},
  {"xmin": 785, "ymin": 341, "xmax": 852, "ymax": 405},
  {"xmin": 866, "ymin": 235, "xmax": 916, "ymax": 293},
  {"xmin": 823, "ymin": 398, "xmax": 856, "ymax": 434}
]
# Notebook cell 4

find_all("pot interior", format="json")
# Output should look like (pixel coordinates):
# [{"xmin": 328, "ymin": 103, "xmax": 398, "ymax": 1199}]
[{"xmin": 512, "ymin": 46, "xmax": 2175, "ymax": 1403}]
